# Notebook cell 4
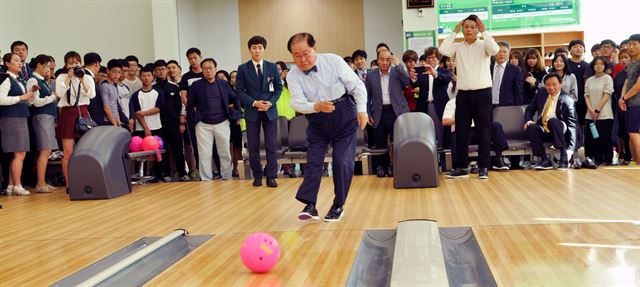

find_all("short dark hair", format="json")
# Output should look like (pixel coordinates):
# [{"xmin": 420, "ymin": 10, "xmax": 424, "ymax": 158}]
[
  {"xmin": 107, "ymin": 59, "xmax": 123, "ymax": 70},
  {"xmin": 464, "ymin": 14, "xmax": 480, "ymax": 23},
  {"xmin": 83, "ymin": 52, "xmax": 102, "ymax": 66},
  {"xmin": 343, "ymin": 56, "xmax": 353, "ymax": 64},
  {"xmin": 600, "ymin": 39, "xmax": 617, "ymax": 48},
  {"xmin": 352, "ymin": 49, "xmax": 367, "ymax": 60},
  {"xmin": 2, "ymin": 53, "xmax": 16, "ymax": 65},
  {"xmin": 119, "ymin": 59, "xmax": 128, "ymax": 68},
  {"xmin": 554, "ymin": 47, "xmax": 569, "ymax": 55},
  {"xmin": 568, "ymin": 39, "xmax": 585, "ymax": 50},
  {"xmin": 216, "ymin": 70, "xmax": 230, "ymax": 81},
  {"xmin": 140, "ymin": 63, "xmax": 155, "ymax": 74},
  {"xmin": 125, "ymin": 55, "xmax": 139, "ymax": 64},
  {"xmin": 200, "ymin": 58, "xmax": 217, "ymax": 68},
  {"xmin": 186, "ymin": 47, "xmax": 201, "ymax": 57},
  {"xmin": 591, "ymin": 44, "xmax": 601, "ymax": 53},
  {"xmin": 64, "ymin": 51, "xmax": 81, "ymax": 64},
  {"xmin": 287, "ymin": 32, "xmax": 316, "ymax": 53},
  {"xmin": 376, "ymin": 42, "xmax": 390, "ymax": 52},
  {"xmin": 629, "ymin": 34, "xmax": 640, "ymax": 43},
  {"xmin": 418, "ymin": 54, "xmax": 426, "ymax": 62},
  {"xmin": 248, "ymin": 36, "xmax": 267, "ymax": 49},
  {"xmin": 402, "ymin": 50, "xmax": 419, "ymax": 63},
  {"xmin": 99, "ymin": 66, "xmax": 107, "ymax": 74},
  {"xmin": 496, "ymin": 41, "xmax": 511, "ymax": 51},
  {"xmin": 28, "ymin": 54, "xmax": 50, "ymax": 69},
  {"xmin": 10, "ymin": 41, "xmax": 28, "ymax": 52},
  {"xmin": 370, "ymin": 59, "xmax": 378, "ymax": 67},
  {"xmin": 590, "ymin": 56, "xmax": 608, "ymax": 72},
  {"xmin": 543, "ymin": 72, "xmax": 562, "ymax": 84},
  {"xmin": 48, "ymin": 55, "xmax": 55, "ymax": 63},
  {"xmin": 167, "ymin": 60, "xmax": 181, "ymax": 68},
  {"xmin": 153, "ymin": 59, "xmax": 167, "ymax": 69},
  {"xmin": 621, "ymin": 39, "xmax": 630, "ymax": 46},
  {"xmin": 424, "ymin": 47, "xmax": 440, "ymax": 59}
]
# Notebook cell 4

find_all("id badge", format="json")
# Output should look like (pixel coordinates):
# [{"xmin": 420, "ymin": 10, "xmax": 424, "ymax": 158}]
[{"xmin": 269, "ymin": 81, "xmax": 274, "ymax": 92}]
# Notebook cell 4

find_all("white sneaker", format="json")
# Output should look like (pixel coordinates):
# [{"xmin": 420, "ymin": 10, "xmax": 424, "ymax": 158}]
[{"xmin": 10, "ymin": 186, "xmax": 30, "ymax": 196}]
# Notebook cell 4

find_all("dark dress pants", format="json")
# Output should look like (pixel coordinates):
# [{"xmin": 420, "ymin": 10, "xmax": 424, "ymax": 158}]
[
  {"xmin": 296, "ymin": 96, "xmax": 357, "ymax": 207},
  {"xmin": 246, "ymin": 111, "xmax": 278, "ymax": 179},
  {"xmin": 455, "ymin": 88, "xmax": 493, "ymax": 169},
  {"xmin": 526, "ymin": 118, "xmax": 567, "ymax": 157},
  {"xmin": 163, "ymin": 124, "xmax": 187, "ymax": 177},
  {"xmin": 373, "ymin": 106, "xmax": 396, "ymax": 169}
]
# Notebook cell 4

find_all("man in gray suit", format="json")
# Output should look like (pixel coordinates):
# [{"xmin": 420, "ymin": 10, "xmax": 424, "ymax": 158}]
[{"xmin": 366, "ymin": 50, "xmax": 410, "ymax": 177}]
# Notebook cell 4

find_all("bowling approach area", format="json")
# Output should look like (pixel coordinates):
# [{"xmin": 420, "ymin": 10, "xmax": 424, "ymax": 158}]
[{"xmin": 1, "ymin": 165, "xmax": 639, "ymax": 286}]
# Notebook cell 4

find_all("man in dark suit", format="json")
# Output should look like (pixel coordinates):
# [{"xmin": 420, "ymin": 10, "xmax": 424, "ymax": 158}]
[
  {"xmin": 524, "ymin": 73, "xmax": 577, "ymax": 170},
  {"xmin": 366, "ymin": 50, "xmax": 410, "ymax": 177},
  {"xmin": 411, "ymin": 47, "xmax": 452, "ymax": 146},
  {"xmin": 236, "ymin": 36, "xmax": 283, "ymax": 187},
  {"xmin": 491, "ymin": 41, "xmax": 523, "ymax": 107}
]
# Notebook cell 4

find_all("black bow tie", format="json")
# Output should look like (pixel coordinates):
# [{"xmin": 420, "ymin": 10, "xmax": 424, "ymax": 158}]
[{"xmin": 303, "ymin": 65, "xmax": 318, "ymax": 75}]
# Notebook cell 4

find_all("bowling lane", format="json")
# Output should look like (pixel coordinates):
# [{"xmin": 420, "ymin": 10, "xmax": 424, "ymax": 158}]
[
  {"xmin": 0, "ymin": 237, "xmax": 137, "ymax": 286},
  {"xmin": 474, "ymin": 223, "xmax": 640, "ymax": 286},
  {"xmin": 146, "ymin": 229, "xmax": 364, "ymax": 287}
]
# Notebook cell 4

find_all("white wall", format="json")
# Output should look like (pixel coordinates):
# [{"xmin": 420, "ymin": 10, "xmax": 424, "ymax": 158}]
[
  {"xmin": 151, "ymin": 0, "xmax": 180, "ymax": 62},
  {"xmin": 581, "ymin": 0, "xmax": 638, "ymax": 61},
  {"xmin": 401, "ymin": 0, "xmax": 438, "ymax": 32},
  {"xmin": 0, "ymin": 0, "xmax": 155, "ymax": 65},
  {"xmin": 176, "ymin": 0, "xmax": 241, "ymax": 73},
  {"xmin": 363, "ymin": 0, "xmax": 404, "ymax": 59}
]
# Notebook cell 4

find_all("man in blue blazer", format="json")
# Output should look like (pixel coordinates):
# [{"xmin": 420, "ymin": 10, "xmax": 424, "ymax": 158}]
[
  {"xmin": 366, "ymin": 50, "xmax": 410, "ymax": 177},
  {"xmin": 524, "ymin": 73, "xmax": 577, "ymax": 170},
  {"xmin": 236, "ymin": 36, "xmax": 283, "ymax": 187},
  {"xmin": 411, "ymin": 47, "xmax": 452, "ymax": 146},
  {"xmin": 491, "ymin": 41, "xmax": 523, "ymax": 106}
]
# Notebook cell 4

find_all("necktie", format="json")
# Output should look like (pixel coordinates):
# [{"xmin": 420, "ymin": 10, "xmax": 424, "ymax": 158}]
[
  {"xmin": 21, "ymin": 65, "xmax": 28, "ymax": 80},
  {"xmin": 303, "ymin": 65, "xmax": 318, "ymax": 75},
  {"xmin": 492, "ymin": 64, "xmax": 503, "ymax": 105},
  {"xmin": 257, "ymin": 63, "xmax": 263, "ymax": 83},
  {"xmin": 542, "ymin": 95, "xmax": 555, "ymax": 133}
]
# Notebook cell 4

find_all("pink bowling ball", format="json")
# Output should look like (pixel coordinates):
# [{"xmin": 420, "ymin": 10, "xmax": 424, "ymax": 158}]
[
  {"xmin": 130, "ymin": 136, "xmax": 143, "ymax": 152},
  {"xmin": 240, "ymin": 232, "xmax": 281, "ymax": 273},
  {"xmin": 154, "ymin": 135, "xmax": 164, "ymax": 149},
  {"xmin": 142, "ymin": 136, "xmax": 160, "ymax": 151}
]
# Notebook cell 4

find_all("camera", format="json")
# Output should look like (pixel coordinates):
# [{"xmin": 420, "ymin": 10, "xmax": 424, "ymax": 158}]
[{"xmin": 73, "ymin": 67, "xmax": 85, "ymax": 78}]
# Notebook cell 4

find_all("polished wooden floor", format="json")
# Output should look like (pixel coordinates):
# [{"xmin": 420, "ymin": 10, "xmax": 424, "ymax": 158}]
[{"xmin": 1, "ymin": 168, "xmax": 639, "ymax": 286}]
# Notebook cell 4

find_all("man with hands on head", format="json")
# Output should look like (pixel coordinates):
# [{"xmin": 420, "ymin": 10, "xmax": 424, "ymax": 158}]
[{"xmin": 439, "ymin": 14, "xmax": 500, "ymax": 180}]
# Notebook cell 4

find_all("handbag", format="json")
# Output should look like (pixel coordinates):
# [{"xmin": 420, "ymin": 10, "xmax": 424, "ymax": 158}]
[
  {"xmin": 216, "ymin": 80, "xmax": 243, "ymax": 121},
  {"xmin": 71, "ymin": 80, "xmax": 97, "ymax": 133}
]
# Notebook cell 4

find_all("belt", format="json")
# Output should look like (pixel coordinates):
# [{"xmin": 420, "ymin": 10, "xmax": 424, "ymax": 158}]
[{"xmin": 330, "ymin": 94, "xmax": 350, "ymax": 104}]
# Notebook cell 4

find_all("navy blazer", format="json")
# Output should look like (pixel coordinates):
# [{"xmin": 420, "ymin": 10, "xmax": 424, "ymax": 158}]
[
  {"xmin": 525, "ymin": 90, "xmax": 577, "ymax": 151},
  {"xmin": 186, "ymin": 79, "xmax": 241, "ymax": 125},
  {"xmin": 491, "ymin": 62, "xmax": 524, "ymax": 106},
  {"xmin": 365, "ymin": 66, "xmax": 410, "ymax": 129},
  {"xmin": 236, "ymin": 60, "xmax": 282, "ymax": 122},
  {"xmin": 412, "ymin": 67, "xmax": 452, "ymax": 118}
]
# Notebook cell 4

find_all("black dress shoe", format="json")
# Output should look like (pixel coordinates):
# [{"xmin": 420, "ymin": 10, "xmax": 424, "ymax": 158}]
[
  {"xmin": 582, "ymin": 157, "xmax": 598, "ymax": 169},
  {"xmin": 534, "ymin": 159, "xmax": 553, "ymax": 170},
  {"xmin": 386, "ymin": 165, "xmax": 393, "ymax": 177},
  {"xmin": 298, "ymin": 203, "xmax": 319, "ymax": 220},
  {"xmin": 446, "ymin": 168, "xmax": 469, "ymax": 178},
  {"xmin": 324, "ymin": 205, "xmax": 344, "ymax": 222},
  {"xmin": 266, "ymin": 178, "xmax": 278, "ymax": 188},
  {"xmin": 376, "ymin": 166, "xmax": 386, "ymax": 177},
  {"xmin": 252, "ymin": 178, "xmax": 262, "ymax": 186}
]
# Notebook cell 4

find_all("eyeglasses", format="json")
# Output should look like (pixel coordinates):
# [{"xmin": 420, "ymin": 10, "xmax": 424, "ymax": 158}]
[{"xmin": 601, "ymin": 44, "xmax": 614, "ymax": 49}]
